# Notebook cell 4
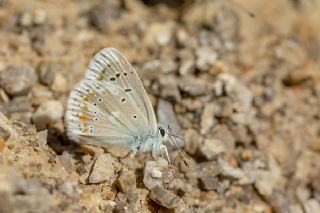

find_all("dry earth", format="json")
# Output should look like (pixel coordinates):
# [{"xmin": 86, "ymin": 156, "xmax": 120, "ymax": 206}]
[{"xmin": 0, "ymin": 0, "xmax": 320, "ymax": 212}]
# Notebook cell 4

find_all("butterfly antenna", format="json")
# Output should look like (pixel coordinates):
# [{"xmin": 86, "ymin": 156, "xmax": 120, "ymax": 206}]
[{"xmin": 165, "ymin": 130, "xmax": 189, "ymax": 168}]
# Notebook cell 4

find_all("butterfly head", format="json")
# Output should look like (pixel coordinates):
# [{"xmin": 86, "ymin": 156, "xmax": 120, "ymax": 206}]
[{"xmin": 158, "ymin": 125, "xmax": 189, "ymax": 167}]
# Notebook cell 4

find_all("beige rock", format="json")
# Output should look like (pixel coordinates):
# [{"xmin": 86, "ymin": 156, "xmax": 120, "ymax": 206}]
[
  {"xmin": 143, "ymin": 159, "xmax": 168, "ymax": 190},
  {"xmin": 32, "ymin": 100, "xmax": 63, "ymax": 130},
  {"xmin": 116, "ymin": 169, "xmax": 136, "ymax": 193},
  {"xmin": 51, "ymin": 73, "xmax": 68, "ymax": 93},
  {"xmin": 197, "ymin": 138, "xmax": 225, "ymax": 160},
  {"xmin": 0, "ymin": 65, "xmax": 37, "ymax": 96},
  {"xmin": 88, "ymin": 154, "xmax": 114, "ymax": 184},
  {"xmin": 200, "ymin": 103, "xmax": 217, "ymax": 135},
  {"xmin": 149, "ymin": 185, "xmax": 180, "ymax": 209}
]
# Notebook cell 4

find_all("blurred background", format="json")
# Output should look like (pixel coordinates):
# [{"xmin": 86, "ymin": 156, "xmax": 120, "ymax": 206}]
[{"xmin": 0, "ymin": 0, "xmax": 320, "ymax": 212}]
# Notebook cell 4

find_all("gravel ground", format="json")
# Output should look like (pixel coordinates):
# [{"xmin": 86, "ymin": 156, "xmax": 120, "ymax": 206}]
[{"xmin": 0, "ymin": 0, "xmax": 320, "ymax": 212}]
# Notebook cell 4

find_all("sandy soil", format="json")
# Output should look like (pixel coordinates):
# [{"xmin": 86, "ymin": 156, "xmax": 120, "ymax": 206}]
[{"xmin": 0, "ymin": 0, "xmax": 320, "ymax": 212}]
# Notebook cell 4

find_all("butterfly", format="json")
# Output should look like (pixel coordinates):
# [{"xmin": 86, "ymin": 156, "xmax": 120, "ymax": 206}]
[{"xmin": 65, "ymin": 48, "xmax": 173, "ymax": 162}]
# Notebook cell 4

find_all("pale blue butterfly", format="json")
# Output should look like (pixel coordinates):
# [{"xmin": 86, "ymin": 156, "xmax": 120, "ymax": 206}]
[{"xmin": 65, "ymin": 48, "xmax": 172, "ymax": 162}]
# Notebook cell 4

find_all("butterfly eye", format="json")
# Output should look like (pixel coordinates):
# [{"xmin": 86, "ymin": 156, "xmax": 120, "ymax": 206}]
[{"xmin": 159, "ymin": 127, "xmax": 166, "ymax": 137}]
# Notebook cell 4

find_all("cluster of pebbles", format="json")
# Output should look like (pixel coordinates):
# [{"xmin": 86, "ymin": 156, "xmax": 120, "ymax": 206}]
[{"xmin": 0, "ymin": 0, "xmax": 320, "ymax": 212}]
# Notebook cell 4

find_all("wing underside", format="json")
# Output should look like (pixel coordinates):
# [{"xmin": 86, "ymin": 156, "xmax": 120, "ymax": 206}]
[{"xmin": 65, "ymin": 48, "xmax": 158, "ymax": 148}]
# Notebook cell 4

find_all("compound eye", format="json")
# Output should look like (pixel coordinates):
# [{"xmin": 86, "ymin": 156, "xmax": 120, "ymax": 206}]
[{"xmin": 159, "ymin": 127, "xmax": 166, "ymax": 137}]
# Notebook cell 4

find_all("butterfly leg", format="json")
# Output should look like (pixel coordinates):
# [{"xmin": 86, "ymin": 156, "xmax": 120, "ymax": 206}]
[{"xmin": 160, "ymin": 145, "xmax": 171, "ymax": 164}]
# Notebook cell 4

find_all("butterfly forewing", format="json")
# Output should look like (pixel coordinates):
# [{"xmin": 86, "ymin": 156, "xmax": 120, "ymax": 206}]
[
  {"xmin": 85, "ymin": 48, "xmax": 157, "ymax": 131},
  {"xmin": 65, "ymin": 48, "xmax": 157, "ymax": 149}
]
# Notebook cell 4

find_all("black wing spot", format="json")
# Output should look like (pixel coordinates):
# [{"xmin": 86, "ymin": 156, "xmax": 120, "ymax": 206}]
[
  {"xmin": 130, "ymin": 71, "xmax": 133, "ymax": 74},
  {"xmin": 109, "ymin": 77, "xmax": 116, "ymax": 81},
  {"xmin": 121, "ymin": 98, "xmax": 126, "ymax": 102},
  {"xmin": 124, "ymin": 73, "xmax": 127, "ymax": 76},
  {"xmin": 125, "ymin": 88, "xmax": 132, "ymax": 92},
  {"xmin": 133, "ymin": 115, "xmax": 137, "ymax": 119},
  {"xmin": 93, "ymin": 102, "xmax": 97, "ymax": 106},
  {"xmin": 98, "ymin": 97, "xmax": 102, "ymax": 102},
  {"xmin": 116, "ymin": 73, "xmax": 120, "ymax": 78}
]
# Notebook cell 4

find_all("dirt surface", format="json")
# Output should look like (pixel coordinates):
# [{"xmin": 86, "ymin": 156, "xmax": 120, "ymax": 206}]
[{"xmin": 0, "ymin": 0, "xmax": 320, "ymax": 212}]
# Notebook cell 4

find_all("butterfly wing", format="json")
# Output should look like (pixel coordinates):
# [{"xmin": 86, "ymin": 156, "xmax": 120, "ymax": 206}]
[
  {"xmin": 85, "ymin": 48, "xmax": 157, "ymax": 129},
  {"xmin": 65, "ymin": 48, "xmax": 157, "ymax": 149}
]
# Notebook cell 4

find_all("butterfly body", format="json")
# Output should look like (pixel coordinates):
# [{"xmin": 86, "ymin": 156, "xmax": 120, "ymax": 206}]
[{"xmin": 65, "ymin": 48, "xmax": 169, "ymax": 161}]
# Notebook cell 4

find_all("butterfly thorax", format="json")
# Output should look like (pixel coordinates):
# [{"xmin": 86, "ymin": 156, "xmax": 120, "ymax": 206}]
[{"xmin": 134, "ymin": 128, "xmax": 162, "ymax": 153}]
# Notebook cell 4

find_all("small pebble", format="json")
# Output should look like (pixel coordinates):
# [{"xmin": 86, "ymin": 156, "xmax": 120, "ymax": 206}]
[
  {"xmin": 159, "ymin": 75, "xmax": 181, "ymax": 101},
  {"xmin": 143, "ymin": 159, "xmax": 168, "ymax": 190},
  {"xmin": 183, "ymin": 129, "xmax": 203, "ymax": 155},
  {"xmin": 50, "ymin": 73, "xmax": 68, "ymax": 93},
  {"xmin": 0, "ymin": 65, "xmax": 37, "ymax": 96},
  {"xmin": 197, "ymin": 138, "xmax": 226, "ymax": 160},
  {"xmin": 33, "ymin": 9, "xmax": 47, "ymax": 25},
  {"xmin": 30, "ymin": 84, "xmax": 54, "ymax": 106},
  {"xmin": 179, "ymin": 76, "xmax": 208, "ymax": 96},
  {"xmin": 144, "ymin": 21, "xmax": 175, "ymax": 47},
  {"xmin": 240, "ymin": 149, "xmax": 253, "ymax": 160},
  {"xmin": 32, "ymin": 100, "xmax": 64, "ymax": 129},
  {"xmin": 37, "ymin": 61, "xmax": 57, "ymax": 86},
  {"xmin": 149, "ymin": 185, "xmax": 181, "ymax": 209},
  {"xmin": 200, "ymin": 103, "xmax": 217, "ymax": 135},
  {"xmin": 178, "ymin": 49, "xmax": 195, "ymax": 76},
  {"xmin": 36, "ymin": 129, "xmax": 48, "ymax": 147},
  {"xmin": 125, "ymin": 188, "xmax": 149, "ymax": 212},
  {"xmin": 116, "ymin": 169, "xmax": 136, "ymax": 193},
  {"xmin": 195, "ymin": 47, "xmax": 218, "ymax": 72},
  {"xmin": 88, "ymin": 153, "xmax": 114, "ymax": 184},
  {"xmin": 214, "ymin": 73, "xmax": 253, "ymax": 114},
  {"xmin": 2, "ymin": 96, "xmax": 32, "ymax": 113},
  {"xmin": 88, "ymin": 1, "xmax": 121, "ymax": 32},
  {"xmin": 19, "ymin": 11, "xmax": 33, "ymax": 27},
  {"xmin": 218, "ymin": 159, "xmax": 249, "ymax": 185},
  {"xmin": 150, "ymin": 167, "xmax": 162, "ymax": 178}
]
